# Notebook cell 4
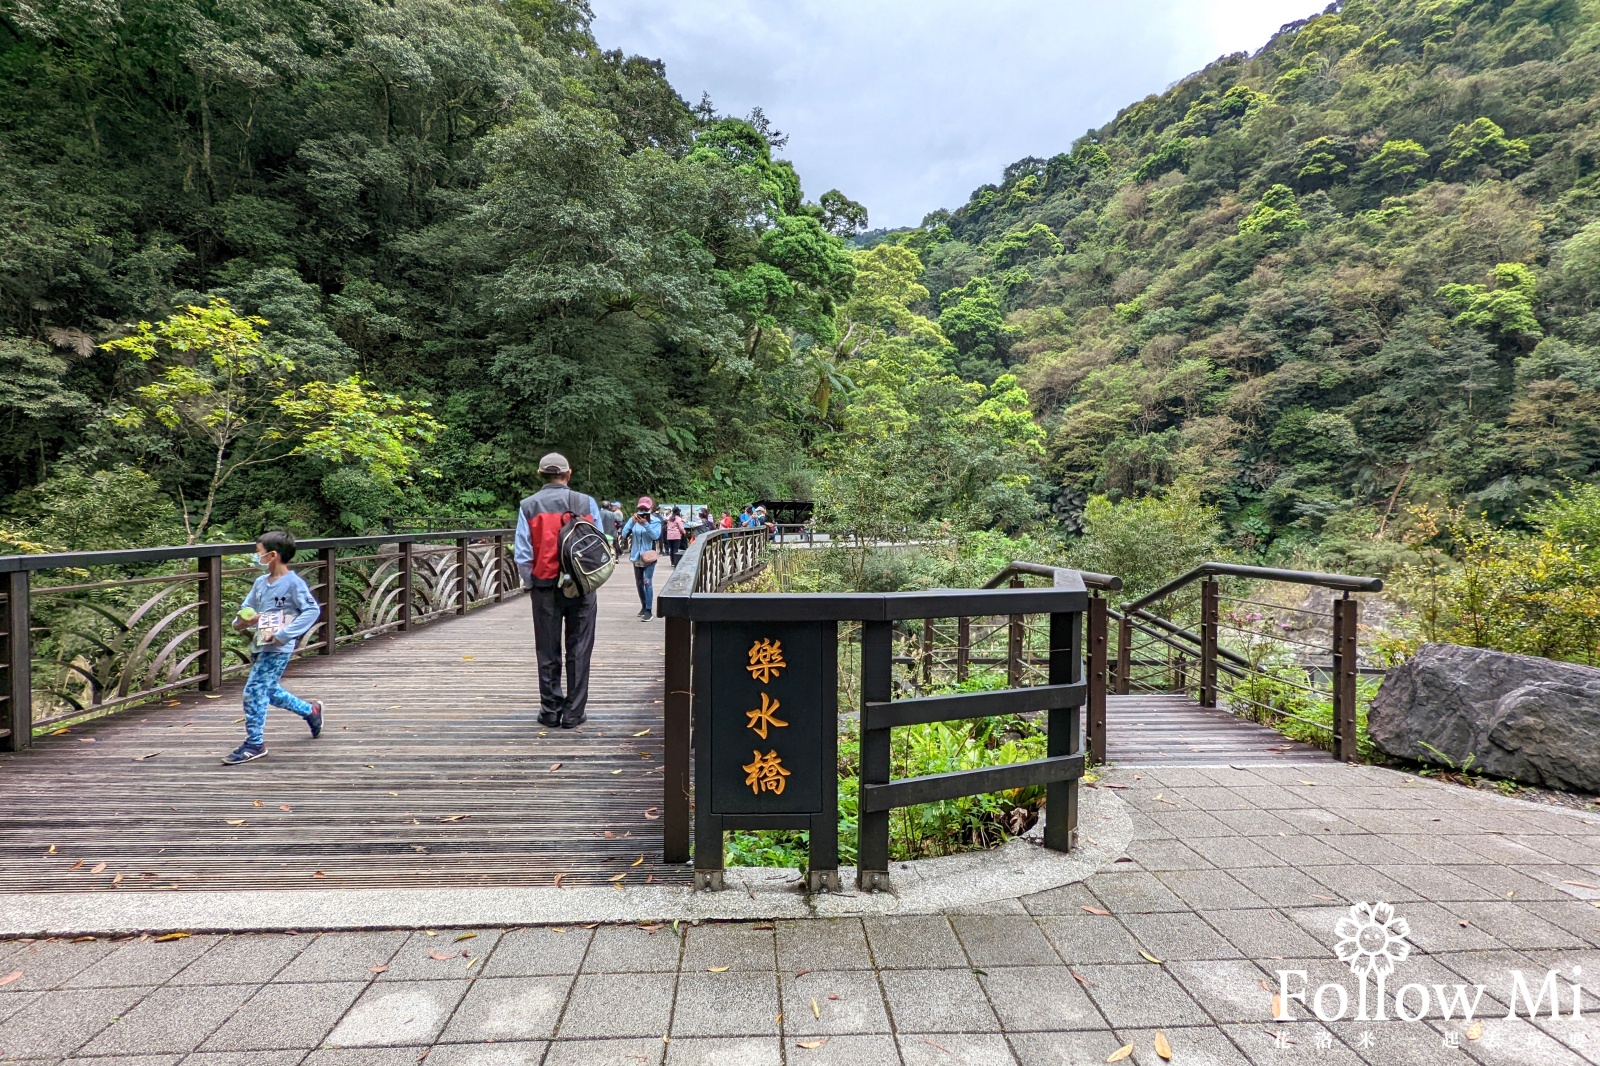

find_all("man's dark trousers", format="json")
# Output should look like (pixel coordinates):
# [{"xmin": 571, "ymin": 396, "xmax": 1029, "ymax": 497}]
[{"xmin": 529, "ymin": 587, "xmax": 598, "ymax": 721}]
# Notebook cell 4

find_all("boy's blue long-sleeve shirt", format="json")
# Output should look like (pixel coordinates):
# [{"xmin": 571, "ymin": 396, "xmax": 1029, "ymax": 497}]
[{"xmin": 240, "ymin": 571, "xmax": 321, "ymax": 654}]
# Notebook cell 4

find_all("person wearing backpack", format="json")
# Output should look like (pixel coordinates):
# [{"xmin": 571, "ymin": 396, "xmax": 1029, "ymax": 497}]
[
  {"xmin": 514, "ymin": 453, "xmax": 604, "ymax": 729},
  {"xmin": 621, "ymin": 497, "xmax": 663, "ymax": 621},
  {"xmin": 664, "ymin": 506, "xmax": 687, "ymax": 566}
]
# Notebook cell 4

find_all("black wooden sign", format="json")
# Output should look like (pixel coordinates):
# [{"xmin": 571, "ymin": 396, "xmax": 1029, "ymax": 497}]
[{"xmin": 692, "ymin": 618, "xmax": 838, "ymax": 889}]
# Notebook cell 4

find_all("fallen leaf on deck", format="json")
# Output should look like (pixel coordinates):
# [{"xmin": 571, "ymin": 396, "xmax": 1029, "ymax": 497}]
[
  {"xmin": 252, "ymin": 800, "xmax": 264, "ymax": 807},
  {"xmin": 45, "ymin": 844, "xmax": 55, "ymax": 854},
  {"xmin": 1310, "ymin": 893, "xmax": 1335, "ymax": 901},
  {"xmin": 109, "ymin": 873, "xmax": 123, "ymax": 886},
  {"xmin": 1466, "ymin": 1021, "xmax": 1482, "ymax": 1040},
  {"xmin": 226, "ymin": 820, "xmax": 246, "ymax": 826},
  {"xmin": 1563, "ymin": 880, "xmax": 1600, "ymax": 890},
  {"xmin": 796, "ymin": 1039, "xmax": 827, "ymax": 1049},
  {"xmin": 1081, "ymin": 906, "xmax": 1111, "ymax": 916},
  {"xmin": 644, "ymin": 808, "xmax": 661, "ymax": 820},
  {"xmin": 234, "ymin": 718, "xmax": 245, "ymax": 724},
  {"xmin": 634, "ymin": 729, "xmax": 650, "ymax": 737},
  {"xmin": 1139, "ymin": 951, "xmax": 1163, "ymax": 965},
  {"xmin": 312, "ymin": 871, "xmax": 326, "ymax": 878},
  {"xmin": 454, "ymin": 933, "xmax": 477, "ymax": 942},
  {"xmin": 1106, "ymin": 1044, "xmax": 1134, "ymax": 1062},
  {"xmin": 78, "ymin": 737, "xmax": 96, "ymax": 743},
  {"xmin": 1298, "ymin": 780, "xmax": 1316, "ymax": 787},
  {"xmin": 707, "ymin": 966, "xmax": 729, "ymax": 972},
  {"xmin": 604, "ymin": 831, "xmax": 616, "ymax": 839},
  {"xmin": 69, "ymin": 860, "xmax": 84, "ymax": 870},
  {"xmin": 205, "ymin": 694, "xmax": 220, "ymax": 699},
  {"xmin": 0, "ymin": 972, "xmax": 22, "ymax": 987},
  {"xmin": 549, "ymin": 763, "xmax": 561, "ymax": 771},
  {"xmin": 631, "ymin": 855, "xmax": 644, "ymax": 867},
  {"xmin": 428, "ymin": 951, "xmax": 459, "ymax": 961},
  {"xmin": 1154, "ymin": 1030, "xmax": 1172, "ymax": 1060},
  {"xmin": 89, "ymin": 862, "xmax": 106, "ymax": 874},
  {"xmin": 369, "ymin": 964, "xmax": 389, "ymax": 973},
  {"xmin": 610, "ymin": 770, "xmax": 622, "ymax": 775},
  {"xmin": 462, "ymin": 656, "xmax": 474, "ymax": 660},
  {"xmin": 811, "ymin": 996, "xmax": 820, "ymax": 1018},
  {"xmin": 827, "ymin": 993, "xmax": 840, "ymax": 1000},
  {"xmin": 279, "ymin": 805, "xmax": 292, "ymax": 812},
  {"xmin": 1271, "ymin": 994, "xmax": 1284, "ymax": 1018},
  {"xmin": 794, "ymin": 969, "xmax": 810, "ymax": 978},
  {"xmin": 439, "ymin": 815, "xmax": 469, "ymax": 823},
  {"xmin": 51, "ymin": 727, "xmax": 71, "ymax": 735},
  {"xmin": 608, "ymin": 873, "xmax": 627, "ymax": 882},
  {"xmin": 553, "ymin": 874, "xmax": 565, "ymax": 887},
  {"xmin": 1071, "ymin": 969, "xmax": 1090, "ymax": 986},
  {"xmin": 1257, "ymin": 980, "xmax": 1270, "ymax": 992}
]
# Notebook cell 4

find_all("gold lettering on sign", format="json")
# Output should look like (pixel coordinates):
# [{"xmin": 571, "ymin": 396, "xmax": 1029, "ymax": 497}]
[
  {"xmin": 743, "ymin": 749, "xmax": 791, "ymax": 795},
  {"xmin": 745, "ymin": 638, "xmax": 786, "ymax": 684},
  {"xmin": 744, "ymin": 692, "xmax": 788, "ymax": 740}
]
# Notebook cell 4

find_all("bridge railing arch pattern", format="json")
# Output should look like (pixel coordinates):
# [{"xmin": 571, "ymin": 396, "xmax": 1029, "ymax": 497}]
[{"xmin": 0, "ymin": 529, "xmax": 516, "ymax": 746}]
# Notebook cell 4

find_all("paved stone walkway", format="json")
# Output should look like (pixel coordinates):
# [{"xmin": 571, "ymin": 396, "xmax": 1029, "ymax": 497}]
[{"xmin": 4, "ymin": 761, "xmax": 1600, "ymax": 1065}]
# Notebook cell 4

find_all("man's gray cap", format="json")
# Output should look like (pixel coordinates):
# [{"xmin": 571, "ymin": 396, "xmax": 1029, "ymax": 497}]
[{"xmin": 538, "ymin": 452, "xmax": 571, "ymax": 474}]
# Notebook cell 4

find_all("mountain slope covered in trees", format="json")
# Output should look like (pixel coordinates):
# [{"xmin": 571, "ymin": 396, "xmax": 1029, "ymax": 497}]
[
  {"xmin": 886, "ymin": 0, "xmax": 1600, "ymax": 553},
  {"xmin": 0, "ymin": 0, "xmax": 868, "ymax": 542}
]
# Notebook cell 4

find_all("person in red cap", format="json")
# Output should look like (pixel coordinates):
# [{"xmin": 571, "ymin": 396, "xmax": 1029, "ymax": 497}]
[
  {"xmin": 620, "ymin": 496, "xmax": 663, "ymax": 621},
  {"xmin": 514, "ymin": 452, "xmax": 603, "ymax": 728}
]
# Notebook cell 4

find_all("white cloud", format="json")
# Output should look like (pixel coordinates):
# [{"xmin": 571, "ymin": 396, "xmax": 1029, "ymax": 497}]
[{"xmin": 591, "ymin": 1, "xmax": 1326, "ymax": 228}]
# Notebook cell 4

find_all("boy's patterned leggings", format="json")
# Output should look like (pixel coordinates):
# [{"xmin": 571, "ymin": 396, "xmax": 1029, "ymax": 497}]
[{"xmin": 243, "ymin": 652, "xmax": 312, "ymax": 746}]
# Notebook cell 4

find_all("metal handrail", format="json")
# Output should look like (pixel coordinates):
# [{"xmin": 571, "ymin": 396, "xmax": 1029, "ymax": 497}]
[
  {"xmin": 985, "ymin": 561, "xmax": 1123, "ymax": 592},
  {"xmin": 1121, "ymin": 562, "xmax": 1383, "ymax": 614}
]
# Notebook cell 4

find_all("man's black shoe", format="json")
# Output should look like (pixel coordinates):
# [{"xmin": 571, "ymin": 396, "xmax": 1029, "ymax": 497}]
[
  {"xmin": 538, "ymin": 710, "xmax": 560, "ymax": 727},
  {"xmin": 560, "ymin": 711, "xmax": 587, "ymax": 729}
]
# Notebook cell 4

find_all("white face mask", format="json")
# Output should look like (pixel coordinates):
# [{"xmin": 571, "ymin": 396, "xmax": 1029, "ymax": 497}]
[{"xmin": 251, "ymin": 553, "xmax": 270, "ymax": 571}]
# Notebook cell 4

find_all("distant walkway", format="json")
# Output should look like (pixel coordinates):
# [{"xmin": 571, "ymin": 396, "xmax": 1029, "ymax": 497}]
[{"xmin": 0, "ymin": 576, "xmax": 684, "ymax": 892}]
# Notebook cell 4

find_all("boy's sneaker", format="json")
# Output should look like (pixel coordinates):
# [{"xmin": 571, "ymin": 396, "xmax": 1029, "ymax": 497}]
[
  {"xmin": 221, "ymin": 743, "xmax": 267, "ymax": 765},
  {"xmin": 306, "ymin": 702, "xmax": 324, "ymax": 739}
]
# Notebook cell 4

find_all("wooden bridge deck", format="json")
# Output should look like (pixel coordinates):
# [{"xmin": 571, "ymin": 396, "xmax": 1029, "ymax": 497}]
[
  {"xmin": 0, "ymin": 580, "xmax": 1329, "ymax": 895},
  {"xmin": 0, "ymin": 575, "xmax": 685, "ymax": 893}
]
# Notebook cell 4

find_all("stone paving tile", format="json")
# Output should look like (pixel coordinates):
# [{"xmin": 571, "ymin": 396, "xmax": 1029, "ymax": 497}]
[
  {"xmin": 779, "ymin": 1033, "xmax": 900, "ymax": 1065},
  {"xmin": 378, "ymin": 929, "xmax": 502, "ymax": 981},
  {"xmin": 862, "ymin": 917, "xmax": 965, "ymax": 969},
  {"xmin": 323, "ymin": 979, "xmax": 468, "ymax": 1047},
  {"xmin": 1443, "ymin": 901, "xmax": 1587, "ymax": 951},
  {"xmin": 898, "ymin": 1032, "xmax": 1017, "ymax": 1065},
  {"xmin": 543, "ymin": 1037, "xmax": 665, "ymax": 1066},
  {"xmin": 274, "ymin": 931, "xmax": 407, "ymax": 983},
  {"xmin": 1299, "ymin": 863, "xmax": 1413, "ymax": 905},
  {"xmin": 1086, "ymin": 871, "xmax": 1190, "ymax": 913},
  {"xmin": 0, "ymin": 985, "xmax": 148, "ymax": 1059},
  {"xmin": 1185, "ymin": 836, "xmax": 1290, "ymax": 871},
  {"xmin": 780, "ymin": 970, "xmax": 890, "ymax": 1036},
  {"xmin": 1009, "ymin": 1028, "xmax": 1132, "ymax": 1065},
  {"xmin": 775, "ymin": 919, "xmax": 872, "ymax": 971},
  {"xmin": 1120, "ymin": 911, "xmax": 1243, "ymax": 961},
  {"xmin": 1219, "ymin": 1021, "xmax": 1365, "ymax": 1065},
  {"xmin": 425, "ymin": 1042, "xmax": 547, "ymax": 1065},
  {"xmin": 170, "ymin": 935, "xmax": 305, "ymax": 986},
  {"xmin": 437, "ymin": 975, "xmax": 571, "ymax": 1043},
  {"xmin": 1072, "ymin": 964, "xmax": 1209, "ymax": 1028},
  {"xmin": 663, "ymin": 1036, "xmax": 781, "ymax": 1065},
  {"xmin": 301, "ymin": 1049, "xmax": 421, "ymax": 1066},
  {"xmin": 1035, "ymin": 914, "xmax": 1146, "ymax": 965},
  {"xmin": 78, "ymin": 984, "xmax": 255, "ymax": 1057},
  {"xmin": 63, "ymin": 938, "xmax": 220, "ymax": 990},
  {"xmin": 1116, "ymin": 1026, "xmax": 1250, "ymax": 1065},
  {"xmin": 1125, "ymin": 812, "xmax": 1177, "ymax": 840},
  {"xmin": 681, "ymin": 923, "xmax": 774, "ymax": 972},
  {"xmin": 1208, "ymin": 809, "xmax": 1302, "ymax": 838},
  {"xmin": 1531, "ymin": 1012, "xmax": 1600, "ymax": 1063},
  {"xmin": 1522, "ymin": 901, "xmax": 1600, "ymax": 946},
  {"xmin": 879, "ymin": 969, "xmax": 998, "ymax": 1033},
  {"xmin": 1198, "ymin": 908, "xmax": 1335, "ymax": 960},
  {"xmin": 556, "ymin": 973, "xmax": 674, "ymax": 1039},
  {"xmin": 949, "ymin": 916, "xmax": 1059, "ymax": 967},
  {"xmin": 1319, "ymin": 832, "xmax": 1428, "ymax": 866},
  {"xmin": 3, "ymin": 940, "xmax": 121, "ymax": 991},
  {"xmin": 1017, "ymin": 882, "xmax": 1103, "ymax": 915},
  {"xmin": 1435, "ymin": 948, "xmax": 1540, "ymax": 1007},
  {"xmin": 1154, "ymin": 869, "xmax": 1266, "ymax": 910},
  {"xmin": 944, "ymin": 898, "xmax": 1030, "ymax": 916},
  {"xmin": 1119, "ymin": 837, "xmax": 1214, "ymax": 871},
  {"xmin": 180, "ymin": 1053, "xmax": 305, "ymax": 1066},
  {"xmin": 1449, "ymin": 862, "xmax": 1574, "ymax": 901},
  {"xmin": 978, "ymin": 965, "xmax": 1104, "ymax": 1032},
  {"xmin": 481, "ymin": 926, "xmax": 592, "ymax": 977},
  {"xmin": 1166, "ymin": 959, "xmax": 1273, "ymax": 1023},
  {"xmin": 670, "ymin": 971, "xmax": 779, "ymax": 1038},
  {"xmin": 583, "ymin": 925, "xmax": 682, "ymax": 973},
  {"xmin": 1143, "ymin": 811, "xmax": 1235, "ymax": 838},
  {"xmin": 1251, "ymin": 833, "xmax": 1353, "ymax": 867},
  {"xmin": 198, "ymin": 980, "xmax": 363, "ymax": 1051},
  {"xmin": 1227, "ymin": 866, "xmax": 1336, "ymax": 908}
]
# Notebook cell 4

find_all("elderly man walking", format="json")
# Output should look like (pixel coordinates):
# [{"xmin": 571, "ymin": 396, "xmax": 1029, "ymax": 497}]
[{"xmin": 514, "ymin": 453, "xmax": 603, "ymax": 729}]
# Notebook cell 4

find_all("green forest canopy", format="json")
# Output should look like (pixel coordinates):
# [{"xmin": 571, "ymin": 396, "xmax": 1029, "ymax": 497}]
[{"xmin": 3, "ymin": 0, "xmax": 1599, "ymax": 560}]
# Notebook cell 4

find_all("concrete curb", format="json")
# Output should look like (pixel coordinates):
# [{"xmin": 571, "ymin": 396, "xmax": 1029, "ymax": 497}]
[{"xmin": 0, "ymin": 791, "xmax": 1132, "ymax": 936}]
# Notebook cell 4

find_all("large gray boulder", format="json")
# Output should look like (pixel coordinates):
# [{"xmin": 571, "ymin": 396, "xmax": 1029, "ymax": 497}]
[{"xmin": 1369, "ymin": 643, "xmax": 1600, "ymax": 792}]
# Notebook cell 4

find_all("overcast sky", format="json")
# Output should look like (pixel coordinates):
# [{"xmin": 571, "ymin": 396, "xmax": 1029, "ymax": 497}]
[{"xmin": 591, "ymin": 1, "xmax": 1328, "ymax": 229}]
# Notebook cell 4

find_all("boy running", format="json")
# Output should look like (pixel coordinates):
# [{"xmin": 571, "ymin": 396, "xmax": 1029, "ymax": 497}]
[{"xmin": 222, "ymin": 530, "xmax": 324, "ymax": 765}]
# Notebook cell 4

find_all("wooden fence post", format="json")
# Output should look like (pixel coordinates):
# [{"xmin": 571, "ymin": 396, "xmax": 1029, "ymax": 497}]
[
  {"xmin": 1200, "ymin": 578, "xmax": 1218, "ymax": 708},
  {"xmin": 1087, "ymin": 594, "xmax": 1107, "ymax": 765},
  {"xmin": 1332, "ymin": 596, "xmax": 1360, "ymax": 763},
  {"xmin": 663, "ymin": 615, "xmax": 693, "ymax": 864},
  {"xmin": 3, "ymin": 570, "xmax": 31, "ymax": 751},
  {"xmin": 857, "ymin": 620, "xmax": 893, "ymax": 891},
  {"xmin": 1115, "ymin": 616, "xmax": 1132, "ymax": 695},
  {"xmin": 456, "ymin": 538, "xmax": 470, "ymax": 614},
  {"xmin": 920, "ymin": 618, "xmax": 934, "ymax": 689},
  {"xmin": 198, "ymin": 555, "xmax": 223, "ymax": 689},
  {"xmin": 955, "ymin": 617, "xmax": 970, "ymax": 683},
  {"xmin": 1007, "ymin": 575, "xmax": 1024, "ymax": 688},
  {"xmin": 1045, "ymin": 607, "xmax": 1080, "ymax": 851},
  {"xmin": 318, "ymin": 548, "xmax": 337, "ymax": 655},
  {"xmin": 399, "ymin": 540, "xmax": 414, "ymax": 631}
]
